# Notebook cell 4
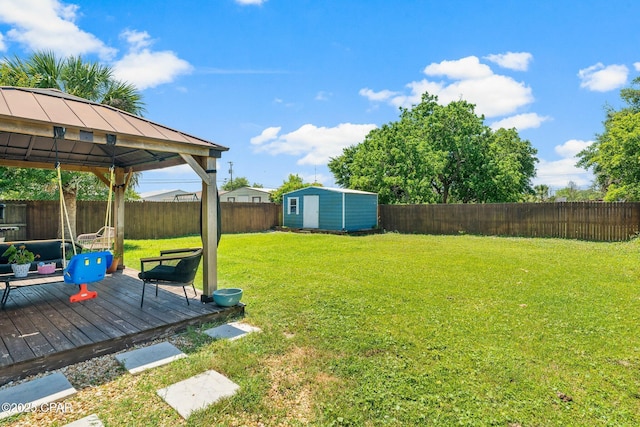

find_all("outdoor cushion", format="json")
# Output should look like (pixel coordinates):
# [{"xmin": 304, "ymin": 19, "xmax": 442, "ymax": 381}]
[
  {"xmin": 139, "ymin": 264, "xmax": 187, "ymax": 283},
  {"xmin": 0, "ymin": 240, "xmax": 81, "ymax": 274}
]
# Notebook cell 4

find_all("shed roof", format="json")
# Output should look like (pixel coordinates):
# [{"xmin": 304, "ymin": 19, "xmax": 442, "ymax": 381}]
[
  {"xmin": 284, "ymin": 186, "xmax": 377, "ymax": 196},
  {"xmin": 0, "ymin": 86, "xmax": 228, "ymax": 173}
]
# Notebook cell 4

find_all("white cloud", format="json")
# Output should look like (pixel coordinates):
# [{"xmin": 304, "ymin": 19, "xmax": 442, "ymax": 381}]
[
  {"xmin": 235, "ymin": 0, "xmax": 266, "ymax": 5},
  {"xmin": 386, "ymin": 80, "xmax": 444, "ymax": 107},
  {"xmin": 0, "ymin": 0, "xmax": 116, "ymax": 59},
  {"xmin": 358, "ymin": 88, "xmax": 399, "ymax": 102},
  {"xmin": 490, "ymin": 113, "xmax": 551, "ymax": 131},
  {"xmin": 112, "ymin": 29, "xmax": 192, "ymax": 90},
  {"xmin": 634, "ymin": 62, "xmax": 640, "ymax": 72},
  {"xmin": 554, "ymin": 139, "xmax": 592, "ymax": 158},
  {"xmin": 578, "ymin": 63, "xmax": 628, "ymax": 92},
  {"xmin": 434, "ymin": 74, "xmax": 532, "ymax": 117},
  {"xmin": 113, "ymin": 50, "xmax": 192, "ymax": 90},
  {"xmin": 424, "ymin": 56, "xmax": 494, "ymax": 80},
  {"xmin": 534, "ymin": 139, "xmax": 594, "ymax": 188},
  {"xmin": 0, "ymin": 3, "xmax": 191, "ymax": 90},
  {"xmin": 120, "ymin": 29, "xmax": 153, "ymax": 51},
  {"xmin": 250, "ymin": 123, "xmax": 377, "ymax": 165},
  {"xmin": 0, "ymin": 33, "xmax": 5, "ymax": 51},
  {"xmin": 362, "ymin": 55, "xmax": 534, "ymax": 118},
  {"xmin": 250, "ymin": 126, "xmax": 281, "ymax": 145},
  {"xmin": 484, "ymin": 52, "xmax": 533, "ymax": 71}
]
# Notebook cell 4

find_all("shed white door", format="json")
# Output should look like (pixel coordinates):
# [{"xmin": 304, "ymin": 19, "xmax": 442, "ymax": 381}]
[{"xmin": 303, "ymin": 195, "xmax": 319, "ymax": 228}]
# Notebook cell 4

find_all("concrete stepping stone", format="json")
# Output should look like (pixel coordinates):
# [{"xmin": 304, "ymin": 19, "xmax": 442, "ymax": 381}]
[
  {"xmin": 115, "ymin": 342, "xmax": 187, "ymax": 375},
  {"xmin": 157, "ymin": 369, "xmax": 239, "ymax": 419},
  {"xmin": 64, "ymin": 414, "xmax": 104, "ymax": 426},
  {"xmin": 203, "ymin": 321, "xmax": 261, "ymax": 341},
  {"xmin": 0, "ymin": 372, "xmax": 76, "ymax": 419}
]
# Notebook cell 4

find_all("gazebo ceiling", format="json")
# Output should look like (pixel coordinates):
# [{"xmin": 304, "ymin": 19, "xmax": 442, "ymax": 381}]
[{"xmin": 0, "ymin": 86, "xmax": 228, "ymax": 173}]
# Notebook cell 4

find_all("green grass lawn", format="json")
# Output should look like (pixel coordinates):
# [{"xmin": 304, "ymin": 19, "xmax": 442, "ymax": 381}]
[{"xmin": 8, "ymin": 232, "xmax": 640, "ymax": 426}]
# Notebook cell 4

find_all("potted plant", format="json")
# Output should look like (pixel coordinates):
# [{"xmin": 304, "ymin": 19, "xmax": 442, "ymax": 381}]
[
  {"xmin": 107, "ymin": 249, "xmax": 122, "ymax": 273},
  {"xmin": 2, "ymin": 244, "xmax": 38, "ymax": 277}
]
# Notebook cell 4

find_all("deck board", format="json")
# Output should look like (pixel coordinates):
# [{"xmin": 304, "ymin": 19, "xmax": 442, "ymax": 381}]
[
  {"xmin": 0, "ymin": 268, "xmax": 243, "ymax": 385},
  {"xmin": 3, "ymin": 292, "xmax": 56, "ymax": 358},
  {"xmin": 19, "ymin": 289, "xmax": 94, "ymax": 348},
  {"xmin": 7, "ymin": 292, "xmax": 76, "ymax": 353},
  {"xmin": 25, "ymin": 285, "xmax": 112, "ymax": 343}
]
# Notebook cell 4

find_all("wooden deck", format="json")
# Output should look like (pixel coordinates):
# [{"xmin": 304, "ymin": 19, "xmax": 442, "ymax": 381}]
[{"xmin": 0, "ymin": 268, "xmax": 244, "ymax": 385}]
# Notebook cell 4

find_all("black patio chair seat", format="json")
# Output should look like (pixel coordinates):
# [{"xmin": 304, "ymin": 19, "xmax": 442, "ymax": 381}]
[{"xmin": 138, "ymin": 248, "xmax": 203, "ymax": 307}]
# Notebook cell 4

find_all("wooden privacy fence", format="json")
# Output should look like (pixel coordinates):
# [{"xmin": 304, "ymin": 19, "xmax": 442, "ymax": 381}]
[
  {"xmin": 0, "ymin": 200, "xmax": 282, "ymax": 241},
  {"xmin": 3, "ymin": 200, "xmax": 640, "ymax": 242},
  {"xmin": 379, "ymin": 202, "xmax": 640, "ymax": 241}
]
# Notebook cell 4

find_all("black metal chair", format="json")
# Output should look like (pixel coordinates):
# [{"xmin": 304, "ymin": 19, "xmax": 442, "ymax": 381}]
[{"xmin": 138, "ymin": 248, "xmax": 203, "ymax": 307}]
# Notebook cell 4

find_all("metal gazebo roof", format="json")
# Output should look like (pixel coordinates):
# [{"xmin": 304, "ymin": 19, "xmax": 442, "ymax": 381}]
[
  {"xmin": 0, "ymin": 86, "xmax": 228, "ymax": 173},
  {"xmin": 0, "ymin": 86, "xmax": 226, "ymax": 299}
]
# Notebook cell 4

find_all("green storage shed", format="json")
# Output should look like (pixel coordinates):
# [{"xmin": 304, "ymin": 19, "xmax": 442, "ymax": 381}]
[{"xmin": 283, "ymin": 187, "xmax": 378, "ymax": 232}]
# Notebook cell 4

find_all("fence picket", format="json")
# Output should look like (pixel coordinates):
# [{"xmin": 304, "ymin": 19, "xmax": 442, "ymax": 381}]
[
  {"xmin": 2, "ymin": 201, "xmax": 639, "ymax": 242},
  {"xmin": 378, "ymin": 202, "xmax": 640, "ymax": 242}
]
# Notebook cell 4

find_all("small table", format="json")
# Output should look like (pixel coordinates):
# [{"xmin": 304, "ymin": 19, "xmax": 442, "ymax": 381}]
[{"xmin": 1, "ymin": 268, "xmax": 64, "ymax": 308}]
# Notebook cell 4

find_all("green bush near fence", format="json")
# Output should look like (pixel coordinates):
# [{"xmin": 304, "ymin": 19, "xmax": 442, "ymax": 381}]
[{"xmin": 106, "ymin": 232, "xmax": 640, "ymax": 426}]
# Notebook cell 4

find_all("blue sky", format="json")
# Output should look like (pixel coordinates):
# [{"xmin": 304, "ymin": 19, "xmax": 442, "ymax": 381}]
[{"xmin": 1, "ymin": 0, "xmax": 639, "ymax": 195}]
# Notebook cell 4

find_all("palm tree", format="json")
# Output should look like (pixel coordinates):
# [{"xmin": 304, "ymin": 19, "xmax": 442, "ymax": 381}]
[{"xmin": 0, "ymin": 51, "xmax": 145, "ymax": 238}]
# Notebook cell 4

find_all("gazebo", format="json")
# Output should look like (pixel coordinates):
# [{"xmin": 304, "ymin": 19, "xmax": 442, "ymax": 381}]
[{"xmin": 0, "ymin": 86, "xmax": 228, "ymax": 301}]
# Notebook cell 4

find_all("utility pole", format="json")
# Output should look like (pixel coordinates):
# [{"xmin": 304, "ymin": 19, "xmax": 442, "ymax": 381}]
[{"xmin": 228, "ymin": 161, "xmax": 234, "ymax": 186}]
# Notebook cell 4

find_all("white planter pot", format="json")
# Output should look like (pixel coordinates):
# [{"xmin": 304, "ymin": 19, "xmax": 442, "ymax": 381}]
[{"xmin": 11, "ymin": 263, "xmax": 30, "ymax": 278}]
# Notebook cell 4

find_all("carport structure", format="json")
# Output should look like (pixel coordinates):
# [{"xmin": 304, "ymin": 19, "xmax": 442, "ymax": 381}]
[{"xmin": 0, "ymin": 86, "xmax": 228, "ymax": 300}]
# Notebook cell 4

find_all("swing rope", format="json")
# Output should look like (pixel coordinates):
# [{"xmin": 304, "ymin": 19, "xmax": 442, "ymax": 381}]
[
  {"xmin": 102, "ymin": 140, "xmax": 117, "ymax": 251},
  {"xmin": 57, "ymin": 164, "xmax": 78, "ymax": 263},
  {"xmin": 103, "ymin": 165, "xmax": 114, "ymax": 250},
  {"xmin": 55, "ymin": 134, "xmax": 116, "ymax": 264},
  {"xmin": 54, "ymin": 136, "xmax": 77, "ymax": 267}
]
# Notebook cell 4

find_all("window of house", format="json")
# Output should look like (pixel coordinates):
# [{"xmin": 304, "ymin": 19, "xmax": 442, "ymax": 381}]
[
  {"xmin": 288, "ymin": 197, "xmax": 298, "ymax": 215},
  {"xmin": 252, "ymin": 196, "xmax": 261, "ymax": 203},
  {"xmin": 228, "ymin": 197, "xmax": 235, "ymax": 202}
]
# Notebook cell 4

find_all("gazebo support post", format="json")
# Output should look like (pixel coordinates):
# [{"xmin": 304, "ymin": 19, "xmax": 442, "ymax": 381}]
[
  {"xmin": 114, "ymin": 167, "xmax": 126, "ymax": 267},
  {"xmin": 199, "ymin": 156, "xmax": 218, "ymax": 302}
]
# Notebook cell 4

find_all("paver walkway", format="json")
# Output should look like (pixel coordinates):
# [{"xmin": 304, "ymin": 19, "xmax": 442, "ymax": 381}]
[
  {"xmin": 115, "ymin": 342, "xmax": 186, "ymax": 374},
  {"xmin": 204, "ymin": 321, "xmax": 262, "ymax": 340},
  {"xmin": 63, "ymin": 413, "xmax": 104, "ymax": 426},
  {"xmin": 157, "ymin": 369, "xmax": 240, "ymax": 419},
  {"xmin": 0, "ymin": 372, "xmax": 76, "ymax": 419},
  {"xmin": 2, "ymin": 320, "xmax": 260, "ymax": 422}
]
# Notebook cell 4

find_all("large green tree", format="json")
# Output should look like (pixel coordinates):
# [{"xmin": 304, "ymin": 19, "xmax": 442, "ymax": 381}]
[
  {"xmin": 221, "ymin": 177, "xmax": 250, "ymax": 191},
  {"xmin": 0, "ymin": 51, "xmax": 145, "ymax": 236},
  {"xmin": 577, "ymin": 76, "xmax": 640, "ymax": 201},
  {"xmin": 329, "ymin": 92, "xmax": 538, "ymax": 204},
  {"xmin": 270, "ymin": 174, "xmax": 318, "ymax": 204}
]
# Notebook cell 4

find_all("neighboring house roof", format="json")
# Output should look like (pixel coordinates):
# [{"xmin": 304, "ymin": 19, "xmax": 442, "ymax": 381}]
[
  {"xmin": 235, "ymin": 187, "xmax": 275, "ymax": 193},
  {"xmin": 0, "ymin": 86, "xmax": 228, "ymax": 172},
  {"xmin": 221, "ymin": 187, "xmax": 275, "ymax": 196},
  {"xmin": 140, "ymin": 189, "xmax": 192, "ymax": 201}
]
